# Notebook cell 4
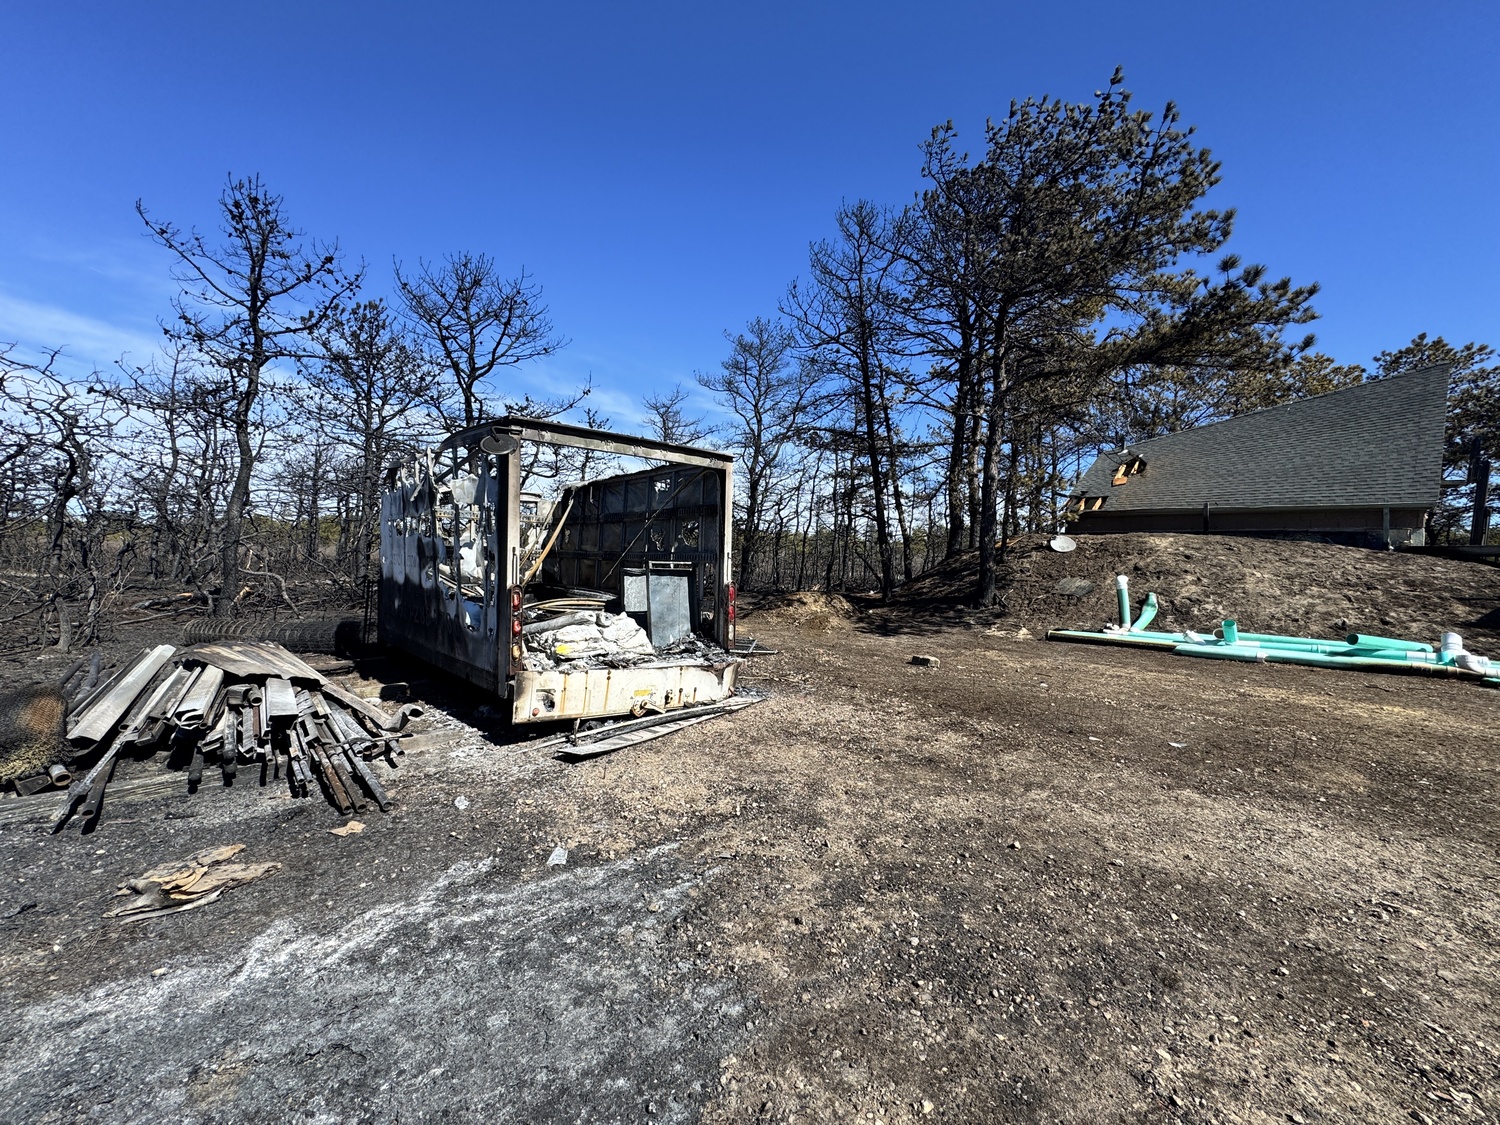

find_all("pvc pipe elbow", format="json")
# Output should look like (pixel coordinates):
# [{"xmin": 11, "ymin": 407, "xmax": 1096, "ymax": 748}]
[{"xmin": 1440, "ymin": 632, "xmax": 1466, "ymax": 666}]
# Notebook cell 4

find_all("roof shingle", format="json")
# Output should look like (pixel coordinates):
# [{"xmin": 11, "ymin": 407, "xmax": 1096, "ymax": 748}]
[{"xmin": 1069, "ymin": 364, "xmax": 1450, "ymax": 512}]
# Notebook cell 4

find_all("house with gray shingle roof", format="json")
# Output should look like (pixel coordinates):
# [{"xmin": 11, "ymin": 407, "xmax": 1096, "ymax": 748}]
[{"xmin": 1064, "ymin": 364, "xmax": 1450, "ymax": 547}]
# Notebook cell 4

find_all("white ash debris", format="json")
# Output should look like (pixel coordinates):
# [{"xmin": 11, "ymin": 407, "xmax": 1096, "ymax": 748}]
[
  {"xmin": 520, "ymin": 611, "xmax": 655, "ymax": 672},
  {"xmin": 519, "ymin": 610, "xmax": 737, "ymax": 674}
]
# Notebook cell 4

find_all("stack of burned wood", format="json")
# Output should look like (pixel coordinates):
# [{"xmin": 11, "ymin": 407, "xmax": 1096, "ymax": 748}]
[{"xmin": 54, "ymin": 641, "xmax": 418, "ymax": 830}]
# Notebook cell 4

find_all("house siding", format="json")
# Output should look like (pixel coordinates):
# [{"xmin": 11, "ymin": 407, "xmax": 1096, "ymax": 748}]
[{"xmin": 1067, "ymin": 506, "xmax": 1427, "ymax": 546}]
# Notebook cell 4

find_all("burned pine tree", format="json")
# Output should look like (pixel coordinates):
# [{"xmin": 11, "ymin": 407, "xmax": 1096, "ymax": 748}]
[
  {"xmin": 301, "ymin": 299, "xmax": 433, "ymax": 603},
  {"xmin": 696, "ymin": 317, "xmax": 818, "ymax": 588},
  {"xmin": 0, "ymin": 344, "xmax": 128, "ymax": 647},
  {"xmin": 110, "ymin": 342, "xmax": 238, "ymax": 589},
  {"xmin": 395, "ymin": 252, "xmax": 566, "ymax": 430},
  {"xmin": 137, "ymin": 175, "xmax": 362, "ymax": 615},
  {"xmin": 783, "ymin": 201, "xmax": 912, "ymax": 600},
  {"xmin": 640, "ymin": 383, "xmax": 713, "ymax": 448}
]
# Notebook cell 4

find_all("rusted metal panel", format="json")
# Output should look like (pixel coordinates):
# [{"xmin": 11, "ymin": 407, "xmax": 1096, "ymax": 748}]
[
  {"xmin": 433, "ymin": 417, "xmax": 733, "ymax": 470},
  {"xmin": 263, "ymin": 677, "xmax": 299, "ymax": 722},
  {"xmin": 173, "ymin": 664, "xmax": 225, "ymax": 729},
  {"xmin": 66, "ymin": 645, "xmax": 178, "ymax": 745},
  {"xmin": 182, "ymin": 642, "xmax": 328, "ymax": 685}
]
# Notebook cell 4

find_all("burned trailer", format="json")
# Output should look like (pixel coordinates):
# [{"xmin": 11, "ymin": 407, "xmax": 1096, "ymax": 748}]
[{"xmin": 379, "ymin": 418, "xmax": 739, "ymax": 724}]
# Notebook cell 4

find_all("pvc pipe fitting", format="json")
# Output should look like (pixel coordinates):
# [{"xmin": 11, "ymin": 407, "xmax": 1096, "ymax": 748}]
[
  {"xmin": 1346, "ymin": 633, "xmax": 1436, "ymax": 654},
  {"xmin": 1131, "ymin": 592, "xmax": 1158, "ymax": 633}
]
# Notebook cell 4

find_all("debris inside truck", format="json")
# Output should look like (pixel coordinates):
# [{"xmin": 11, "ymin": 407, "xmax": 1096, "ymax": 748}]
[
  {"xmin": 30, "ymin": 640, "xmax": 414, "ymax": 831},
  {"xmin": 380, "ymin": 418, "xmax": 746, "ymax": 728}
]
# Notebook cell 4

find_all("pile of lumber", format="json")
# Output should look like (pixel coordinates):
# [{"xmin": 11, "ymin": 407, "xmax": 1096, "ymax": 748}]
[{"xmin": 54, "ymin": 641, "xmax": 418, "ymax": 830}]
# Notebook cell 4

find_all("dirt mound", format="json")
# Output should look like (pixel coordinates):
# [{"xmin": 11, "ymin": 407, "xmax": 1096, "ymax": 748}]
[
  {"xmin": 742, "ymin": 590, "xmax": 857, "ymax": 633},
  {"xmin": 891, "ymin": 533, "xmax": 1500, "ymax": 650}
]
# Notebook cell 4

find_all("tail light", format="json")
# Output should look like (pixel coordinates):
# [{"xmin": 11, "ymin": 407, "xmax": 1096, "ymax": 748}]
[
  {"xmin": 727, "ymin": 584, "xmax": 736, "ymax": 622},
  {"xmin": 510, "ymin": 585, "xmax": 523, "ymax": 636}
]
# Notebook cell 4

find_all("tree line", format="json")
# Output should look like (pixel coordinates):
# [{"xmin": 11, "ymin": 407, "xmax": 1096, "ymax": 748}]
[
  {"xmin": 0, "ymin": 174, "xmax": 586, "ymax": 647},
  {"xmin": 2, "ymin": 72, "xmax": 1495, "ymax": 651},
  {"xmin": 694, "ymin": 71, "xmax": 1499, "ymax": 601}
]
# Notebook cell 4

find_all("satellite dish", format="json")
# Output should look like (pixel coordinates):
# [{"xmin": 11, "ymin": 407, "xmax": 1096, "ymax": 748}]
[
  {"xmin": 480, "ymin": 433, "xmax": 519, "ymax": 455},
  {"xmin": 1049, "ymin": 535, "xmax": 1077, "ymax": 553}
]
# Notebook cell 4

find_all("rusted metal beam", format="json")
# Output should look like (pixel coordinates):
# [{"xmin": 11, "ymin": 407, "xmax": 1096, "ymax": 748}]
[
  {"xmin": 263, "ymin": 677, "xmax": 298, "ymax": 723},
  {"xmin": 320, "ymin": 681, "xmax": 416, "ymax": 733},
  {"xmin": 341, "ymin": 747, "xmax": 391, "ymax": 812},
  {"xmin": 435, "ymin": 417, "xmax": 733, "ymax": 469}
]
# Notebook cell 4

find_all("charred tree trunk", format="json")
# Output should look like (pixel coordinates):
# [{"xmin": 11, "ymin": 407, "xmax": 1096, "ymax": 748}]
[
  {"xmin": 854, "ymin": 328, "xmax": 897, "ymax": 598},
  {"xmin": 974, "ymin": 351, "xmax": 1009, "ymax": 607}
]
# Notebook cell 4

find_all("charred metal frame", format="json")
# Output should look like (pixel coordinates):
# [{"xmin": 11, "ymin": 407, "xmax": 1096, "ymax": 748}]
[
  {"xmin": 547, "ymin": 462, "xmax": 726, "ymax": 625},
  {"xmin": 379, "ymin": 418, "xmax": 734, "ymax": 698}
]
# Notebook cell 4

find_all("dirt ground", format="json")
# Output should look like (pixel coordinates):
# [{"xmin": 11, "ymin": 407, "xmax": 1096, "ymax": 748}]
[{"xmin": 0, "ymin": 535, "xmax": 1497, "ymax": 1124}]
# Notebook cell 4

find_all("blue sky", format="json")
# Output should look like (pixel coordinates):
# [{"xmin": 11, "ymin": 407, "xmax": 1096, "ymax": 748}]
[{"xmin": 2, "ymin": 1, "xmax": 1496, "ymax": 427}]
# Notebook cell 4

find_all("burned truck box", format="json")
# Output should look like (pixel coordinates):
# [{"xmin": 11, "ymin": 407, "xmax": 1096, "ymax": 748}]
[{"xmin": 379, "ymin": 418, "xmax": 739, "ymax": 724}]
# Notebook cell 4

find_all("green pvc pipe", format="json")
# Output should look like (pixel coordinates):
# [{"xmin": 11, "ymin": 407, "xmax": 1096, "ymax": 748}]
[
  {"xmin": 1172, "ymin": 643, "xmax": 1261, "ymax": 663},
  {"xmin": 1126, "ymin": 629, "xmax": 1194, "ymax": 642},
  {"xmin": 1344, "ymin": 647, "xmax": 1438, "ymax": 663},
  {"xmin": 1063, "ymin": 627, "xmax": 1437, "ymax": 663},
  {"xmin": 1232, "ymin": 638, "xmax": 1343, "ymax": 653},
  {"xmin": 1225, "ymin": 630, "xmax": 1348, "ymax": 648},
  {"xmin": 1115, "ymin": 575, "xmax": 1131, "ymax": 630},
  {"xmin": 1223, "ymin": 637, "xmax": 1435, "ymax": 660},
  {"xmin": 1291, "ymin": 651, "xmax": 1468, "ymax": 677},
  {"xmin": 1207, "ymin": 633, "xmax": 1333, "ymax": 653},
  {"xmin": 1046, "ymin": 629, "xmax": 1180, "ymax": 651},
  {"xmin": 1272, "ymin": 648, "xmax": 1434, "ymax": 666},
  {"xmin": 1054, "ymin": 631, "xmax": 1427, "ymax": 663},
  {"xmin": 1226, "ymin": 638, "xmax": 1350, "ymax": 656},
  {"xmin": 1131, "ymin": 592, "xmax": 1159, "ymax": 633},
  {"xmin": 1048, "ymin": 627, "xmax": 1497, "ymax": 688},
  {"xmin": 1220, "ymin": 618, "xmax": 1239, "ymax": 644},
  {"xmin": 1228, "ymin": 631, "xmax": 1433, "ymax": 656},
  {"xmin": 1344, "ymin": 633, "xmax": 1434, "ymax": 653},
  {"xmin": 1173, "ymin": 643, "xmax": 1486, "ymax": 680}
]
